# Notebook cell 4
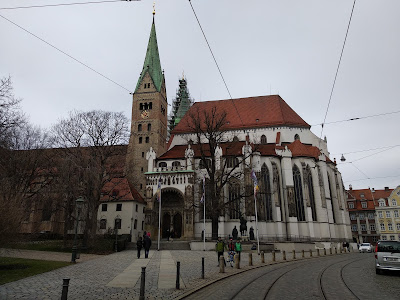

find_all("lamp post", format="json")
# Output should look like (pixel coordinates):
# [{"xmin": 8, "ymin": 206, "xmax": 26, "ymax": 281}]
[{"xmin": 71, "ymin": 197, "xmax": 85, "ymax": 263}]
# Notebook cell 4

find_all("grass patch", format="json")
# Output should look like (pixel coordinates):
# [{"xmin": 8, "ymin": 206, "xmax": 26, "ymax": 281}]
[
  {"xmin": 4, "ymin": 240, "xmax": 69, "ymax": 252},
  {"xmin": 0, "ymin": 257, "xmax": 70, "ymax": 285}
]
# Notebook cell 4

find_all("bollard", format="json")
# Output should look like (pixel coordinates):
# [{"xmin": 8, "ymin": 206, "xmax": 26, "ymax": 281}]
[
  {"xmin": 283, "ymin": 251, "xmax": 286, "ymax": 261},
  {"xmin": 249, "ymin": 253, "xmax": 253, "ymax": 266},
  {"xmin": 219, "ymin": 256, "xmax": 225, "ymax": 273},
  {"xmin": 176, "ymin": 261, "xmax": 180, "ymax": 289},
  {"xmin": 310, "ymin": 249, "xmax": 313, "ymax": 257},
  {"xmin": 292, "ymin": 250, "xmax": 296, "ymax": 260},
  {"xmin": 139, "ymin": 267, "xmax": 146, "ymax": 300},
  {"xmin": 324, "ymin": 248, "xmax": 326, "ymax": 256},
  {"xmin": 302, "ymin": 250, "xmax": 305, "ymax": 258},
  {"xmin": 330, "ymin": 248, "xmax": 332, "ymax": 255},
  {"xmin": 61, "ymin": 278, "xmax": 70, "ymax": 300},
  {"xmin": 335, "ymin": 247, "xmax": 337, "ymax": 254},
  {"xmin": 234, "ymin": 254, "xmax": 240, "ymax": 269},
  {"xmin": 201, "ymin": 257, "xmax": 205, "ymax": 279},
  {"xmin": 317, "ymin": 249, "xmax": 320, "ymax": 256},
  {"xmin": 272, "ymin": 251, "xmax": 276, "ymax": 262},
  {"xmin": 261, "ymin": 251, "xmax": 265, "ymax": 263}
]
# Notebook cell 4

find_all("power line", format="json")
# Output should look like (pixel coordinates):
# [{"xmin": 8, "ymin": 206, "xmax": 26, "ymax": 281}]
[
  {"xmin": 332, "ymin": 144, "xmax": 400, "ymax": 156},
  {"xmin": 0, "ymin": 0, "xmax": 138, "ymax": 10},
  {"xmin": 312, "ymin": 109, "xmax": 400, "ymax": 127},
  {"xmin": 0, "ymin": 14, "xmax": 132, "ymax": 93},
  {"xmin": 336, "ymin": 145, "xmax": 399, "ymax": 164},
  {"xmin": 188, "ymin": 0, "xmax": 245, "ymax": 128},
  {"xmin": 349, "ymin": 162, "xmax": 370, "ymax": 179},
  {"xmin": 319, "ymin": 0, "xmax": 356, "ymax": 142},
  {"xmin": 343, "ymin": 174, "xmax": 400, "ymax": 183}
]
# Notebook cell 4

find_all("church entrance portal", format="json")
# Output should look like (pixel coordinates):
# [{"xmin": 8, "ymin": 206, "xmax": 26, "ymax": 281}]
[
  {"xmin": 162, "ymin": 213, "xmax": 171, "ymax": 238},
  {"xmin": 158, "ymin": 188, "xmax": 184, "ymax": 239},
  {"xmin": 173, "ymin": 213, "xmax": 182, "ymax": 238}
]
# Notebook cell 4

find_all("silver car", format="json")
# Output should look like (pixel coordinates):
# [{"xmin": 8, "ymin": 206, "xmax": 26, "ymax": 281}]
[{"xmin": 375, "ymin": 240, "xmax": 400, "ymax": 274}]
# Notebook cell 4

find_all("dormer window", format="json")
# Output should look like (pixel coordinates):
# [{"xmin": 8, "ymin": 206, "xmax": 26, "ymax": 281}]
[{"xmin": 261, "ymin": 135, "xmax": 267, "ymax": 144}]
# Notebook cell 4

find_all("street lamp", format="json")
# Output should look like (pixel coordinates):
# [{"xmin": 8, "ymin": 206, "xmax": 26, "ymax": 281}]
[{"xmin": 71, "ymin": 196, "xmax": 85, "ymax": 263}]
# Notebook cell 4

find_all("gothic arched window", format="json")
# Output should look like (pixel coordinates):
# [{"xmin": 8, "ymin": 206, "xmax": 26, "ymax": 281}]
[
  {"xmin": 158, "ymin": 162, "xmax": 167, "ymax": 168},
  {"xmin": 294, "ymin": 134, "xmax": 300, "ymax": 141},
  {"xmin": 172, "ymin": 161, "xmax": 181, "ymax": 168},
  {"xmin": 327, "ymin": 174, "xmax": 336, "ymax": 223},
  {"xmin": 260, "ymin": 163, "xmax": 272, "ymax": 221},
  {"xmin": 261, "ymin": 135, "xmax": 267, "ymax": 144},
  {"xmin": 293, "ymin": 164, "xmax": 305, "ymax": 221},
  {"xmin": 199, "ymin": 159, "xmax": 211, "ymax": 169},
  {"xmin": 305, "ymin": 166, "xmax": 317, "ymax": 221}
]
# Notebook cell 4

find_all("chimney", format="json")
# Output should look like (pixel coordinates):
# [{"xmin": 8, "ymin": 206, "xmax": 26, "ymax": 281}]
[
  {"xmin": 385, "ymin": 187, "xmax": 389, "ymax": 191},
  {"xmin": 349, "ymin": 184, "xmax": 352, "ymax": 190}
]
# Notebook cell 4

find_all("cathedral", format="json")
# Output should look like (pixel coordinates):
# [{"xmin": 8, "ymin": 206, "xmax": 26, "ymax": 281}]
[{"xmin": 125, "ymin": 12, "xmax": 352, "ymax": 243}]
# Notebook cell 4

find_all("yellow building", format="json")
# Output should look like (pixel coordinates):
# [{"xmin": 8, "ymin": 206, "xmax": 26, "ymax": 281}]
[{"xmin": 376, "ymin": 185, "xmax": 400, "ymax": 241}]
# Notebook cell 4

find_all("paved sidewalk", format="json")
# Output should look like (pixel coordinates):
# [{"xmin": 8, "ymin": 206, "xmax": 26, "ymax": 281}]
[{"xmin": 0, "ymin": 248, "xmax": 327, "ymax": 299}]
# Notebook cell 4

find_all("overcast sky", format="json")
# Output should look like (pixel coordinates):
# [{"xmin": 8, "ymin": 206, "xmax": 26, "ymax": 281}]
[{"xmin": 1, "ymin": 0, "xmax": 399, "ymax": 190}]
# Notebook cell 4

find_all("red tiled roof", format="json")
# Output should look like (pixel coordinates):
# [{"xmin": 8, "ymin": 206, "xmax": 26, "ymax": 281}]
[
  {"xmin": 172, "ymin": 95, "xmax": 310, "ymax": 134},
  {"xmin": 159, "ymin": 140, "xmax": 320, "ymax": 160},
  {"xmin": 346, "ymin": 188, "xmax": 393, "ymax": 209},
  {"xmin": 101, "ymin": 177, "xmax": 144, "ymax": 204},
  {"xmin": 287, "ymin": 140, "xmax": 320, "ymax": 159}
]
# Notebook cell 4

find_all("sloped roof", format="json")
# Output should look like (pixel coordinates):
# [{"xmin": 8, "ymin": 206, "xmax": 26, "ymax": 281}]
[
  {"xmin": 159, "ymin": 140, "xmax": 320, "ymax": 160},
  {"xmin": 346, "ymin": 188, "xmax": 393, "ymax": 203},
  {"xmin": 172, "ymin": 95, "xmax": 310, "ymax": 134},
  {"xmin": 286, "ymin": 140, "xmax": 320, "ymax": 159},
  {"xmin": 101, "ymin": 177, "xmax": 144, "ymax": 204}
]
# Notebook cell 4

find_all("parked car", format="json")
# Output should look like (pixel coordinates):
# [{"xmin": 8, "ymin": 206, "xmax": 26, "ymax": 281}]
[
  {"xmin": 375, "ymin": 240, "xmax": 400, "ymax": 274},
  {"xmin": 359, "ymin": 243, "xmax": 372, "ymax": 253}
]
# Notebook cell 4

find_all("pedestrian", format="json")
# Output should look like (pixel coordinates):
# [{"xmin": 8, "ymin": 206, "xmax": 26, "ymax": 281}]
[
  {"xmin": 136, "ymin": 237, "xmax": 143, "ymax": 259},
  {"xmin": 143, "ymin": 234, "xmax": 152, "ymax": 258},
  {"xmin": 251, "ymin": 243, "xmax": 256, "ymax": 250},
  {"xmin": 232, "ymin": 226, "xmax": 238, "ymax": 240},
  {"xmin": 166, "ymin": 228, "xmax": 170, "ymax": 241},
  {"xmin": 215, "ymin": 236, "xmax": 227, "ymax": 266},
  {"xmin": 249, "ymin": 227, "xmax": 255, "ymax": 240},
  {"xmin": 235, "ymin": 238, "xmax": 242, "ymax": 261}
]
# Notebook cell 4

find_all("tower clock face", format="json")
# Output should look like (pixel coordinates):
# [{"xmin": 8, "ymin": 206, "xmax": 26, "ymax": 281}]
[{"xmin": 140, "ymin": 110, "xmax": 149, "ymax": 119}]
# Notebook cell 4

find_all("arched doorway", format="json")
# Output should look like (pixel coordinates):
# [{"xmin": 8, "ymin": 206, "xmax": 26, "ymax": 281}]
[
  {"xmin": 173, "ymin": 213, "xmax": 182, "ymax": 238},
  {"xmin": 162, "ymin": 213, "xmax": 171, "ymax": 238}
]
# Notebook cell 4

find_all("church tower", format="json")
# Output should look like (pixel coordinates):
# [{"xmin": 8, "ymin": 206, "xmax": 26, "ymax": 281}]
[{"xmin": 126, "ymin": 10, "xmax": 168, "ymax": 195}]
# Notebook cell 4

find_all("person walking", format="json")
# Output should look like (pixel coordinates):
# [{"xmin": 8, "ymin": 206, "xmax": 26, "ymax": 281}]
[
  {"xmin": 235, "ymin": 238, "xmax": 242, "ymax": 261},
  {"xmin": 215, "ymin": 236, "xmax": 227, "ymax": 266},
  {"xmin": 227, "ymin": 238, "xmax": 235, "ymax": 267},
  {"xmin": 136, "ymin": 237, "xmax": 143, "ymax": 259},
  {"xmin": 143, "ymin": 234, "xmax": 152, "ymax": 258}
]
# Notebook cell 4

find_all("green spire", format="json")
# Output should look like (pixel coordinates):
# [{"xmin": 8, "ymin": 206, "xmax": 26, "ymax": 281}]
[
  {"xmin": 135, "ymin": 17, "xmax": 164, "ymax": 93},
  {"xmin": 169, "ymin": 77, "xmax": 193, "ymax": 133}
]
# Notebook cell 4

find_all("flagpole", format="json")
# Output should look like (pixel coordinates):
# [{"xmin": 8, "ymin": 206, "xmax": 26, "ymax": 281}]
[
  {"xmin": 158, "ymin": 178, "xmax": 161, "ymax": 251},
  {"xmin": 203, "ymin": 192, "xmax": 206, "ymax": 251},
  {"xmin": 254, "ymin": 192, "xmax": 260, "ymax": 255}
]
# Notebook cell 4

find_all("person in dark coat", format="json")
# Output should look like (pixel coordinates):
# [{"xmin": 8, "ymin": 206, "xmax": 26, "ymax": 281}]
[
  {"xmin": 136, "ymin": 237, "xmax": 143, "ymax": 259},
  {"xmin": 249, "ymin": 227, "xmax": 255, "ymax": 240},
  {"xmin": 232, "ymin": 226, "xmax": 238, "ymax": 240},
  {"xmin": 143, "ymin": 235, "xmax": 152, "ymax": 258}
]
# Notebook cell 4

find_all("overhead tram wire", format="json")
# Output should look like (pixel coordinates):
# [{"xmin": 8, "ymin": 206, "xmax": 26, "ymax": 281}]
[
  {"xmin": 319, "ymin": 0, "xmax": 356, "ymax": 144},
  {"xmin": 312, "ymin": 109, "xmax": 400, "ymax": 127},
  {"xmin": 188, "ymin": 0, "xmax": 245, "ymax": 128},
  {"xmin": 0, "ymin": 14, "xmax": 132, "ymax": 94},
  {"xmin": 0, "ymin": 0, "xmax": 139, "ymax": 10},
  {"xmin": 332, "ymin": 144, "xmax": 400, "ymax": 156},
  {"xmin": 344, "ymin": 174, "xmax": 400, "ymax": 183}
]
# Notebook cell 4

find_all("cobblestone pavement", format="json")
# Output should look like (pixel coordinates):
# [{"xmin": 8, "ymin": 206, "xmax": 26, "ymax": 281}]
[{"xmin": 0, "ymin": 248, "xmax": 328, "ymax": 300}]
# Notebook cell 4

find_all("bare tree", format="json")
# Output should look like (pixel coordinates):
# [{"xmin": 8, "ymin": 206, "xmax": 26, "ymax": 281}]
[
  {"xmin": 0, "ymin": 76, "xmax": 25, "ymax": 148},
  {"xmin": 186, "ymin": 106, "xmax": 255, "ymax": 240},
  {"xmin": 0, "ymin": 123, "xmax": 50, "ymax": 244},
  {"xmin": 51, "ymin": 110, "xmax": 129, "ymax": 246}
]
